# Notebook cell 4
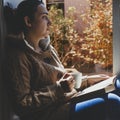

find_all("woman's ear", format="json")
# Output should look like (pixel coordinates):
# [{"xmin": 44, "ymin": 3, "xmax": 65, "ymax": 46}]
[{"xmin": 24, "ymin": 16, "xmax": 32, "ymax": 27}]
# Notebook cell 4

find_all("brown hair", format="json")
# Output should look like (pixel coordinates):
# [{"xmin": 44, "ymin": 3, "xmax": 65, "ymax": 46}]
[{"xmin": 4, "ymin": 0, "xmax": 44, "ymax": 34}]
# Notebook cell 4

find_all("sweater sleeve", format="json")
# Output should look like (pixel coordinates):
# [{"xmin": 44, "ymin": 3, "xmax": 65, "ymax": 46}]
[{"xmin": 5, "ymin": 52, "xmax": 66, "ymax": 115}]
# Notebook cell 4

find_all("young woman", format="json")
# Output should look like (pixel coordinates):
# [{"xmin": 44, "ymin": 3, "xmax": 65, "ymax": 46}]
[{"xmin": 3, "ymin": 0, "xmax": 120, "ymax": 120}]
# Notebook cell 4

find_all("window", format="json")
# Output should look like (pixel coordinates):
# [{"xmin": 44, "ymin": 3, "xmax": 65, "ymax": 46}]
[
  {"xmin": 46, "ymin": 0, "xmax": 64, "ymax": 13},
  {"xmin": 48, "ymin": 0, "xmax": 113, "ymax": 74},
  {"xmin": 113, "ymin": 0, "xmax": 120, "ymax": 74}
]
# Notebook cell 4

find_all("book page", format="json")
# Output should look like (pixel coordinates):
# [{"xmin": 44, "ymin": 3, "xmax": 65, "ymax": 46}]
[{"xmin": 74, "ymin": 75, "xmax": 116, "ymax": 97}]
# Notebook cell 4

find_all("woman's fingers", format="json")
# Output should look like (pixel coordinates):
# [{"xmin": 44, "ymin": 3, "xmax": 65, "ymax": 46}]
[{"xmin": 62, "ymin": 73, "xmax": 71, "ymax": 79}]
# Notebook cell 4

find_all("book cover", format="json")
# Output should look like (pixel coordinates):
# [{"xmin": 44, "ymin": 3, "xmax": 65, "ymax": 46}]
[{"xmin": 70, "ymin": 76, "xmax": 116, "ymax": 103}]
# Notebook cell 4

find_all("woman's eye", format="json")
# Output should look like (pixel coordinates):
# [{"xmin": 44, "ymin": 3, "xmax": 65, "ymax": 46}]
[{"xmin": 42, "ymin": 15, "xmax": 48, "ymax": 19}]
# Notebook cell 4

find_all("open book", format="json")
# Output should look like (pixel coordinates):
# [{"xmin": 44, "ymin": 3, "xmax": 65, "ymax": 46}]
[{"xmin": 70, "ymin": 75, "xmax": 116, "ymax": 103}]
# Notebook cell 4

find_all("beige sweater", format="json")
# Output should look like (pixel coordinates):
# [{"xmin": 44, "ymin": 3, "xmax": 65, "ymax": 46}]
[{"xmin": 2, "ymin": 34, "xmax": 76, "ymax": 120}]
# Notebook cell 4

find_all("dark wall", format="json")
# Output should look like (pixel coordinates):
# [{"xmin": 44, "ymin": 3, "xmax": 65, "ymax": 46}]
[
  {"xmin": 0, "ymin": 0, "xmax": 4, "ymax": 119},
  {"xmin": 0, "ymin": 0, "xmax": 12, "ymax": 120}
]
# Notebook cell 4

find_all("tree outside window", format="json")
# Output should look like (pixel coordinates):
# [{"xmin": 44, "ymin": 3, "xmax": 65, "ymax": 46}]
[{"xmin": 48, "ymin": 0, "xmax": 112, "ymax": 74}]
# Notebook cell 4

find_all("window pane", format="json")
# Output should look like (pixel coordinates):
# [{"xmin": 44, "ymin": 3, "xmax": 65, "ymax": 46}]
[
  {"xmin": 49, "ymin": 0, "xmax": 112, "ymax": 74},
  {"xmin": 47, "ymin": 0, "xmax": 64, "ymax": 3},
  {"xmin": 47, "ymin": 0, "xmax": 64, "ymax": 13}
]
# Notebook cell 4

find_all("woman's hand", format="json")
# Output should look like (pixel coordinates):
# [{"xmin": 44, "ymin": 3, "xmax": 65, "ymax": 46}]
[
  {"xmin": 87, "ymin": 74, "xmax": 110, "ymax": 86},
  {"xmin": 59, "ymin": 73, "xmax": 75, "ymax": 93}
]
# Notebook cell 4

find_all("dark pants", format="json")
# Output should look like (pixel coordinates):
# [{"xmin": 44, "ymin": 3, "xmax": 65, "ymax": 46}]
[{"xmin": 70, "ymin": 78, "xmax": 120, "ymax": 120}]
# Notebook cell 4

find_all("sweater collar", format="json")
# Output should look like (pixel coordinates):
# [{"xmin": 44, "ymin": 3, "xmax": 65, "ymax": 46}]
[
  {"xmin": 6, "ymin": 33, "xmax": 51, "ymax": 52},
  {"xmin": 23, "ymin": 34, "xmax": 51, "ymax": 52}
]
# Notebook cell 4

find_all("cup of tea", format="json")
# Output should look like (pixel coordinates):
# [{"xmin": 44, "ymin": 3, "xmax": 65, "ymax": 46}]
[{"xmin": 65, "ymin": 68, "xmax": 82, "ymax": 89}]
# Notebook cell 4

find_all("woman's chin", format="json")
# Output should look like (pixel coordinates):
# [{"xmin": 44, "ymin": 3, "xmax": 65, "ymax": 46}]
[
  {"xmin": 44, "ymin": 34, "xmax": 50, "ymax": 38},
  {"xmin": 41, "ymin": 32, "xmax": 50, "ymax": 39}
]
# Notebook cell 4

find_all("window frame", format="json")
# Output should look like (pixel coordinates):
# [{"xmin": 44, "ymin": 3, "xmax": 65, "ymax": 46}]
[{"xmin": 113, "ymin": 0, "xmax": 120, "ymax": 74}]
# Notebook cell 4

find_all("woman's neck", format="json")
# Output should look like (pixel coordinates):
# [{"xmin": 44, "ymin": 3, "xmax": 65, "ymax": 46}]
[{"xmin": 24, "ymin": 34, "xmax": 41, "ymax": 50}]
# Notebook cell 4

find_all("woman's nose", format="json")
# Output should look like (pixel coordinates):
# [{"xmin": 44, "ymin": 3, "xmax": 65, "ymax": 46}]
[{"xmin": 47, "ymin": 18, "xmax": 51, "ymax": 26}]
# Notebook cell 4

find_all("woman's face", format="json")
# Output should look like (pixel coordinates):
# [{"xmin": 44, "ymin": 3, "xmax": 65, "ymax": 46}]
[{"xmin": 28, "ymin": 4, "xmax": 51, "ymax": 39}]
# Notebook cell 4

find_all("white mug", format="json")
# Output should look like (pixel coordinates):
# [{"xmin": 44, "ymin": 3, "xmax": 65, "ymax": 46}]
[
  {"xmin": 71, "ymin": 72, "xmax": 82, "ymax": 89},
  {"xmin": 66, "ymin": 68, "xmax": 82, "ymax": 89}
]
